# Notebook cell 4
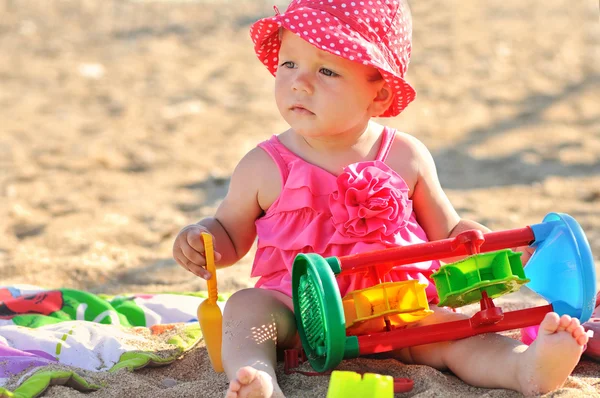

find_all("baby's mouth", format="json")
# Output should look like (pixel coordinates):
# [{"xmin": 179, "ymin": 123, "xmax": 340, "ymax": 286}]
[{"xmin": 291, "ymin": 105, "xmax": 315, "ymax": 115}]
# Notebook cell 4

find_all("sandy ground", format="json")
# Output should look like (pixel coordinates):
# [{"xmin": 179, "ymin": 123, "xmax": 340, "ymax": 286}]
[{"xmin": 1, "ymin": 0, "xmax": 599, "ymax": 396}]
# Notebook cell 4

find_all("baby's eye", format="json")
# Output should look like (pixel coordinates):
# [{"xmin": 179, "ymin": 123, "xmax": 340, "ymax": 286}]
[
  {"xmin": 320, "ymin": 68, "xmax": 339, "ymax": 77},
  {"xmin": 280, "ymin": 61, "xmax": 296, "ymax": 68}
]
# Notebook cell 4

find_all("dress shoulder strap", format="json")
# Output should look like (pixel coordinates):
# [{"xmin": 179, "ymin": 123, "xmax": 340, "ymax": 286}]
[
  {"xmin": 375, "ymin": 127, "xmax": 396, "ymax": 162},
  {"xmin": 257, "ymin": 136, "xmax": 290, "ymax": 185}
]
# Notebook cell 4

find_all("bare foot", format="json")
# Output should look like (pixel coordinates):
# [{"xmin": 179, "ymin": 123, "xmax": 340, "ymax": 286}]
[
  {"xmin": 225, "ymin": 366, "xmax": 285, "ymax": 398},
  {"xmin": 518, "ymin": 312, "xmax": 589, "ymax": 396}
]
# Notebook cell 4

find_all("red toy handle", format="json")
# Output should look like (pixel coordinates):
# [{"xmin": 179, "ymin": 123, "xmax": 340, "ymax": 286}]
[
  {"xmin": 394, "ymin": 378, "xmax": 414, "ymax": 393},
  {"xmin": 357, "ymin": 305, "xmax": 553, "ymax": 355},
  {"xmin": 337, "ymin": 227, "xmax": 534, "ymax": 276}
]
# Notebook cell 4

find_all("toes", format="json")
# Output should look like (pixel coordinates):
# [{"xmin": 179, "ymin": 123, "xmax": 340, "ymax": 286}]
[
  {"xmin": 225, "ymin": 380, "xmax": 242, "ymax": 398},
  {"xmin": 571, "ymin": 324, "xmax": 589, "ymax": 345},
  {"xmin": 230, "ymin": 369, "xmax": 276, "ymax": 398},
  {"xmin": 236, "ymin": 366, "xmax": 258, "ymax": 385},
  {"xmin": 229, "ymin": 380, "xmax": 242, "ymax": 392},
  {"xmin": 225, "ymin": 389, "xmax": 238, "ymax": 398},
  {"xmin": 576, "ymin": 332, "xmax": 590, "ymax": 346},
  {"xmin": 540, "ymin": 312, "xmax": 561, "ymax": 334},
  {"xmin": 565, "ymin": 318, "xmax": 581, "ymax": 334},
  {"xmin": 556, "ymin": 314, "xmax": 573, "ymax": 332}
]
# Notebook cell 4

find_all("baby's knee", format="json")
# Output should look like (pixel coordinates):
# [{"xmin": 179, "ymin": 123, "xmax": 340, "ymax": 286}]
[
  {"xmin": 223, "ymin": 288, "xmax": 291, "ymax": 319},
  {"xmin": 224, "ymin": 288, "xmax": 266, "ymax": 315},
  {"xmin": 222, "ymin": 288, "xmax": 298, "ymax": 345}
]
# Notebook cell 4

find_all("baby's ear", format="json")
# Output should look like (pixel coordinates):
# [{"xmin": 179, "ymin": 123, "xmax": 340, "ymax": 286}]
[{"xmin": 369, "ymin": 83, "xmax": 394, "ymax": 117}]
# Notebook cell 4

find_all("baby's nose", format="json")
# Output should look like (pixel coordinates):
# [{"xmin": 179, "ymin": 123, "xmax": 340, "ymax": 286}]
[{"xmin": 292, "ymin": 73, "xmax": 314, "ymax": 94}]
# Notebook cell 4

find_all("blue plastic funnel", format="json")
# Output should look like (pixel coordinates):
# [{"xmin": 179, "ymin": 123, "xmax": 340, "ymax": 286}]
[{"xmin": 525, "ymin": 213, "xmax": 596, "ymax": 322}]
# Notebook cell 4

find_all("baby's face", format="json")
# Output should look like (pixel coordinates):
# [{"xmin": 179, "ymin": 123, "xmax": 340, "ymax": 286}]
[{"xmin": 275, "ymin": 29, "xmax": 384, "ymax": 138}]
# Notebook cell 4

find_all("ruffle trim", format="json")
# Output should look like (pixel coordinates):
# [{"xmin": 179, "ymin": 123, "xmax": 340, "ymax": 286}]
[{"xmin": 256, "ymin": 209, "xmax": 427, "ymax": 253}]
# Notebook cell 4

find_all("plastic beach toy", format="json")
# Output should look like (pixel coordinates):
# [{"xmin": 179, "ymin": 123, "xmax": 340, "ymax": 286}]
[
  {"xmin": 326, "ymin": 371, "xmax": 392, "ymax": 398},
  {"xmin": 342, "ymin": 280, "xmax": 432, "ymax": 333},
  {"xmin": 326, "ymin": 370, "xmax": 414, "ymax": 397},
  {"xmin": 432, "ymin": 249, "xmax": 529, "ymax": 308},
  {"xmin": 197, "ymin": 232, "xmax": 224, "ymax": 372},
  {"xmin": 292, "ymin": 213, "xmax": 597, "ymax": 373}
]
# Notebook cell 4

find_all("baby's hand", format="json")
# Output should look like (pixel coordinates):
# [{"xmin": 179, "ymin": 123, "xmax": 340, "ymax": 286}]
[{"xmin": 173, "ymin": 225, "xmax": 222, "ymax": 280}]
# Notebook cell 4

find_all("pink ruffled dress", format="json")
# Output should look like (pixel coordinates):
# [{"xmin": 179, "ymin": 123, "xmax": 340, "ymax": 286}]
[{"xmin": 253, "ymin": 127, "xmax": 440, "ymax": 301}]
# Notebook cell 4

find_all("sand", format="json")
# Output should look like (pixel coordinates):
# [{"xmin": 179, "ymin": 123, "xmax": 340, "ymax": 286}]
[{"xmin": 1, "ymin": 0, "xmax": 599, "ymax": 396}]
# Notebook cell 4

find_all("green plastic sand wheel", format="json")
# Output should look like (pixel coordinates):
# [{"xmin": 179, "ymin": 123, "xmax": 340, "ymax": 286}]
[
  {"xmin": 432, "ymin": 249, "xmax": 530, "ymax": 308},
  {"xmin": 291, "ymin": 253, "xmax": 347, "ymax": 372}
]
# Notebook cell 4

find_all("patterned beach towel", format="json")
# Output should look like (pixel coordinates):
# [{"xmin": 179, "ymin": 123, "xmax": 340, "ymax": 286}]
[{"xmin": 0, "ymin": 285, "xmax": 225, "ymax": 398}]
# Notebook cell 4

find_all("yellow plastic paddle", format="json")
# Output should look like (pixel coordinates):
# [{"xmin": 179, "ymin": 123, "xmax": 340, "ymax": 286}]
[{"xmin": 197, "ymin": 232, "xmax": 224, "ymax": 372}]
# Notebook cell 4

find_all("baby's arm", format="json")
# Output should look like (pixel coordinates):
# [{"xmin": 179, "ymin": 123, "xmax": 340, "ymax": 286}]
[
  {"xmin": 404, "ymin": 136, "xmax": 487, "ymax": 241},
  {"xmin": 173, "ymin": 147, "xmax": 270, "ymax": 279},
  {"xmin": 399, "ymin": 135, "xmax": 489, "ymax": 262},
  {"xmin": 401, "ymin": 137, "xmax": 485, "ymax": 263},
  {"xmin": 404, "ymin": 136, "xmax": 534, "ymax": 263}
]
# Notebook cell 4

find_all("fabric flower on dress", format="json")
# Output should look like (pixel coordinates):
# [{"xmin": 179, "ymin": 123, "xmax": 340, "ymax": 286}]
[{"xmin": 329, "ymin": 161, "xmax": 412, "ymax": 242}]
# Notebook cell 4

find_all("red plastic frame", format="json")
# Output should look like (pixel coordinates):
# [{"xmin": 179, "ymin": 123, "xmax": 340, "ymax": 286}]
[
  {"xmin": 335, "ymin": 227, "xmax": 544, "ymax": 355},
  {"xmin": 337, "ymin": 227, "xmax": 534, "ymax": 277}
]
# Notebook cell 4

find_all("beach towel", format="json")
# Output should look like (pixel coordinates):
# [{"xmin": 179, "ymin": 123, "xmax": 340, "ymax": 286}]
[{"xmin": 0, "ymin": 285, "xmax": 225, "ymax": 398}]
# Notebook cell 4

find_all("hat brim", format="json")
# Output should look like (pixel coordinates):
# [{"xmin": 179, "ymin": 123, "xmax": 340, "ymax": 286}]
[{"xmin": 250, "ymin": 7, "xmax": 416, "ymax": 117}]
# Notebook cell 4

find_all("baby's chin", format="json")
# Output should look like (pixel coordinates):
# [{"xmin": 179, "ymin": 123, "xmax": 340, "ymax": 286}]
[
  {"xmin": 284, "ymin": 121, "xmax": 328, "ymax": 138},
  {"xmin": 284, "ymin": 112, "xmax": 371, "ymax": 139}
]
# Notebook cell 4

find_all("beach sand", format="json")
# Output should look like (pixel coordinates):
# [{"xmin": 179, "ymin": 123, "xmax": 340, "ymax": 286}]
[{"xmin": 1, "ymin": 0, "xmax": 599, "ymax": 396}]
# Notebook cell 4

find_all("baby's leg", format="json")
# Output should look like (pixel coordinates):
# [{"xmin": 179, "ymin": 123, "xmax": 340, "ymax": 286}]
[
  {"xmin": 393, "ymin": 307, "xmax": 588, "ymax": 396},
  {"xmin": 222, "ymin": 288, "xmax": 297, "ymax": 398}
]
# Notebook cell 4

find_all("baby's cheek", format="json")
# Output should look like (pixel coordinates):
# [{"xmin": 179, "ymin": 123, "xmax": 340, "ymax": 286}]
[{"xmin": 274, "ymin": 85, "xmax": 289, "ymax": 110}]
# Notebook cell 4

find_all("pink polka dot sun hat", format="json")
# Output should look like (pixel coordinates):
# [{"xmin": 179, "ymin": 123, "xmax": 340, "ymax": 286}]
[{"xmin": 250, "ymin": 0, "xmax": 416, "ymax": 117}]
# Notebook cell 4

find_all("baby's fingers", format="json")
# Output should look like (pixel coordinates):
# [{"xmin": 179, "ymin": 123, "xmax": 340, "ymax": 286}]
[
  {"xmin": 177, "ymin": 244, "xmax": 212, "ymax": 279},
  {"xmin": 174, "ymin": 253, "xmax": 206, "ymax": 279},
  {"xmin": 180, "ymin": 240, "xmax": 205, "ymax": 265},
  {"xmin": 187, "ymin": 230, "xmax": 208, "ymax": 253},
  {"xmin": 185, "ymin": 231, "xmax": 222, "ymax": 262}
]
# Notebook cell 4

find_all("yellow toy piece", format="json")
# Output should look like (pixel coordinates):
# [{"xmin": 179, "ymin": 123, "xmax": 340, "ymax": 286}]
[
  {"xmin": 197, "ymin": 232, "xmax": 224, "ymax": 372},
  {"xmin": 342, "ymin": 280, "xmax": 433, "ymax": 335},
  {"xmin": 326, "ymin": 370, "xmax": 393, "ymax": 398}
]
